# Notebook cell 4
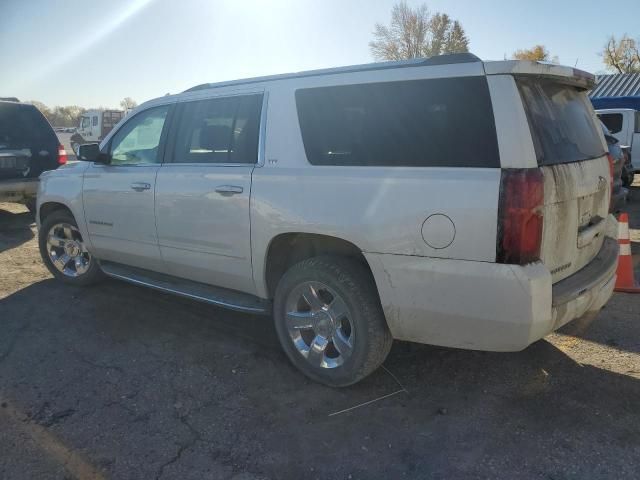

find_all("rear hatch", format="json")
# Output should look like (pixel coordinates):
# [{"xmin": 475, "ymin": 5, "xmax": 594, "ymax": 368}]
[
  {"xmin": 0, "ymin": 102, "xmax": 59, "ymax": 179},
  {"xmin": 517, "ymin": 77, "xmax": 610, "ymax": 283}
]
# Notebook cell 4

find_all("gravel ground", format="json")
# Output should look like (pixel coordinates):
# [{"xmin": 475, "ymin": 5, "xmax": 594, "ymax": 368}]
[{"xmin": 0, "ymin": 183, "xmax": 639, "ymax": 479}]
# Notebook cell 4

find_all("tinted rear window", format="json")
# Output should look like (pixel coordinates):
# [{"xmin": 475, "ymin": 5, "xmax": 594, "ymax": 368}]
[
  {"xmin": 598, "ymin": 113, "xmax": 623, "ymax": 134},
  {"xmin": 295, "ymin": 77, "xmax": 500, "ymax": 168},
  {"xmin": 517, "ymin": 78, "xmax": 605, "ymax": 165},
  {"xmin": 0, "ymin": 103, "xmax": 56, "ymax": 149}
]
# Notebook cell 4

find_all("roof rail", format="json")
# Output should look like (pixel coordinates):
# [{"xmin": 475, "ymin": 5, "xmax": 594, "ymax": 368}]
[{"xmin": 184, "ymin": 53, "xmax": 481, "ymax": 93}]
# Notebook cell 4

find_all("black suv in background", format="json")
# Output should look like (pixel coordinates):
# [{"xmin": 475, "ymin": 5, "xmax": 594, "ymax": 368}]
[{"xmin": 0, "ymin": 99, "xmax": 66, "ymax": 212}]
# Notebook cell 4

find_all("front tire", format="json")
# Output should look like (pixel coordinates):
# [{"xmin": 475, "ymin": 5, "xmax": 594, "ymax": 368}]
[
  {"xmin": 69, "ymin": 134, "xmax": 84, "ymax": 156},
  {"xmin": 39, "ymin": 210, "xmax": 103, "ymax": 286},
  {"xmin": 273, "ymin": 256, "xmax": 393, "ymax": 387}
]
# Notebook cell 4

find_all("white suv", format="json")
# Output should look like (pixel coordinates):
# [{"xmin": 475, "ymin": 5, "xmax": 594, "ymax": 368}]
[{"xmin": 37, "ymin": 54, "xmax": 618, "ymax": 386}]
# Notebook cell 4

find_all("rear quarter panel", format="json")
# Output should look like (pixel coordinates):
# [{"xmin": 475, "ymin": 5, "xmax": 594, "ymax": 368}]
[{"xmin": 251, "ymin": 68, "xmax": 501, "ymax": 298}]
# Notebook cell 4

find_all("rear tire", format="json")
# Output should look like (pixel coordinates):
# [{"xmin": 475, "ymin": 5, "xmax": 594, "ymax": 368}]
[
  {"xmin": 39, "ymin": 210, "xmax": 103, "ymax": 286},
  {"xmin": 273, "ymin": 255, "xmax": 393, "ymax": 387}
]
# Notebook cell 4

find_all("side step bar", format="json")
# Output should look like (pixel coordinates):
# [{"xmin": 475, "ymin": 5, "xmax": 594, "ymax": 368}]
[{"xmin": 100, "ymin": 261, "xmax": 271, "ymax": 315}]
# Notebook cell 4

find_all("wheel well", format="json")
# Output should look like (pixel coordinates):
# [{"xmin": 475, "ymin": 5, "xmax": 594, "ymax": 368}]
[
  {"xmin": 39, "ymin": 202, "xmax": 73, "ymax": 224},
  {"xmin": 264, "ymin": 233, "xmax": 374, "ymax": 298}
]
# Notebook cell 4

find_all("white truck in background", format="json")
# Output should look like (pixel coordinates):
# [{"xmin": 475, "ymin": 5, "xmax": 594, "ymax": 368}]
[
  {"xmin": 596, "ymin": 108, "xmax": 640, "ymax": 184},
  {"xmin": 70, "ymin": 109, "xmax": 124, "ymax": 154}
]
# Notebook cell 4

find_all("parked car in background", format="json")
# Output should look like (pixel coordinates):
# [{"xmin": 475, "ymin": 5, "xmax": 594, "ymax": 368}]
[
  {"xmin": 37, "ymin": 56, "xmax": 618, "ymax": 386},
  {"xmin": 600, "ymin": 121, "xmax": 628, "ymax": 211},
  {"xmin": 0, "ymin": 100, "xmax": 67, "ymax": 212},
  {"xmin": 596, "ymin": 108, "xmax": 639, "ymax": 183},
  {"xmin": 621, "ymin": 147, "xmax": 635, "ymax": 188},
  {"xmin": 69, "ymin": 109, "xmax": 124, "ymax": 153}
]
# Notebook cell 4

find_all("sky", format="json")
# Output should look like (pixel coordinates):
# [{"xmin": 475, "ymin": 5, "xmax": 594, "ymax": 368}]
[{"xmin": 1, "ymin": 0, "xmax": 639, "ymax": 108}]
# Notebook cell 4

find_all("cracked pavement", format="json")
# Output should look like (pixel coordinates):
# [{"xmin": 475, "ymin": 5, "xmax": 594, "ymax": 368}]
[{"xmin": 1, "ymin": 195, "xmax": 640, "ymax": 479}]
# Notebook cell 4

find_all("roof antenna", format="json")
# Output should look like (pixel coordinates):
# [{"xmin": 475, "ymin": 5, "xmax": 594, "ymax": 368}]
[{"xmin": 574, "ymin": 58, "xmax": 579, "ymax": 67}]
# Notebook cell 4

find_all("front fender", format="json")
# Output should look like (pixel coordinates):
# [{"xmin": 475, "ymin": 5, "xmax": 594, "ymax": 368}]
[{"xmin": 37, "ymin": 162, "xmax": 93, "ymax": 252}]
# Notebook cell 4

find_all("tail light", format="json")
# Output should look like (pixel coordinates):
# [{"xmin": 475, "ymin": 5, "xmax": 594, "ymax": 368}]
[
  {"xmin": 57, "ymin": 144, "xmax": 68, "ymax": 165},
  {"xmin": 496, "ymin": 169, "xmax": 544, "ymax": 265},
  {"xmin": 607, "ymin": 153, "xmax": 614, "ymax": 213}
]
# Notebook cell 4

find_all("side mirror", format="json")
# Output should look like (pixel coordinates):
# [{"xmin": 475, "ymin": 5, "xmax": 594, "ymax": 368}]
[
  {"xmin": 77, "ymin": 143, "xmax": 110, "ymax": 164},
  {"xmin": 604, "ymin": 134, "xmax": 618, "ymax": 145}
]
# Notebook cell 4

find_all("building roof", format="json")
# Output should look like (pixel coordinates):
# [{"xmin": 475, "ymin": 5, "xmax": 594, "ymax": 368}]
[{"xmin": 590, "ymin": 73, "xmax": 640, "ymax": 98}]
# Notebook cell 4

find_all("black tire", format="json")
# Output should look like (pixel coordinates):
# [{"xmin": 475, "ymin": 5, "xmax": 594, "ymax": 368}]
[
  {"xmin": 70, "ymin": 134, "xmax": 84, "ymax": 155},
  {"xmin": 24, "ymin": 198, "xmax": 36, "ymax": 215},
  {"xmin": 273, "ymin": 255, "xmax": 393, "ymax": 387},
  {"xmin": 39, "ymin": 210, "xmax": 104, "ymax": 286},
  {"xmin": 621, "ymin": 168, "xmax": 632, "ymax": 187}
]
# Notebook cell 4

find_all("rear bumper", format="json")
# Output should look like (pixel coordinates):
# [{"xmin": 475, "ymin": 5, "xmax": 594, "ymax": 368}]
[
  {"xmin": 365, "ymin": 236, "xmax": 618, "ymax": 352},
  {"xmin": 0, "ymin": 177, "xmax": 38, "ymax": 202},
  {"xmin": 550, "ymin": 237, "xmax": 618, "ymax": 329}
]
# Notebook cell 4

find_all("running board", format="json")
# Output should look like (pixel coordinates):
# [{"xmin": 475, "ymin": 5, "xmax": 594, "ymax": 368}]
[{"xmin": 100, "ymin": 261, "xmax": 271, "ymax": 315}]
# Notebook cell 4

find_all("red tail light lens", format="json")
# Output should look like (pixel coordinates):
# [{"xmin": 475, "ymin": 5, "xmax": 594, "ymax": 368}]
[
  {"xmin": 496, "ymin": 169, "xmax": 544, "ymax": 265},
  {"xmin": 57, "ymin": 144, "xmax": 68, "ymax": 165},
  {"xmin": 607, "ymin": 153, "xmax": 614, "ymax": 213}
]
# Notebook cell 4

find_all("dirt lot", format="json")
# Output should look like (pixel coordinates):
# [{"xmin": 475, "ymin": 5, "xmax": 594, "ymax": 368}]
[{"xmin": 1, "ymin": 185, "xmax": 640, "ymax": 479}]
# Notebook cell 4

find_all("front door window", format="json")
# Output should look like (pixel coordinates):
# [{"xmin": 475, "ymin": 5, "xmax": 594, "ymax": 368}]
[{"xmin": 109, "ymin": 105, "xmax": 169, "ymax": 165}]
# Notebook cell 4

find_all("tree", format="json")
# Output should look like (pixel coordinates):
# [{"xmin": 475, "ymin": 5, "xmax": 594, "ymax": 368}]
[
  {"xmin": 369, "ymin": 1, "xmax": 469, "ymax": 61},
  {"xmin": 511, "ymin": 45, "xmax": 558, "ymax": 62},
  {"xmin": 49, "ymin": 105, "xmax": 86, "ymax": 127},
  {"xmin": 601, "ymin": 35, "xmax": 640, "ymax": 73},
  {"xmin": 120, "ymin": 97, "xmax": 138, "ymax": 111},
  {"xmin": 445, "ymin": 20, "xmax": 469, "ymax": 55},
  {"xmin": 28, "ymin": 102, "xmax": 86, "ymax": 127}
]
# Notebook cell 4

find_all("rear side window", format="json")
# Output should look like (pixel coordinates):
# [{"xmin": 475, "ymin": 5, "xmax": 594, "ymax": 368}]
[
  {"xmin": 0, "ymin": 103, "xmax": 56, "ymax": 149},
  {"xmin": 598, "ymin": 113, "xmax": 623, "ymax": 134},
  {"xmin": 92, "ymin": 116, "xmax": 98, "ymax": 126},
  {"xmin": 635, "ymin": 111, "xmax": 640, "ymax": 133},
  {"xmin": 295, "ymin": 77, "xmax": 500, "ymax": 168},
  {"xmin": 517, "ymin": 78, "xmax": 605, "ymax": 165},
  {"xmin": 172, "ymin": 94, "xmax": 262, "ymax": 164}
]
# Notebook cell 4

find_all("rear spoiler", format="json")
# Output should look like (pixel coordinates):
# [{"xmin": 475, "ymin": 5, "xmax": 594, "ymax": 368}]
[{"xmin": 484, "ymin": 60, "xmax": 595, "ymax": 90}]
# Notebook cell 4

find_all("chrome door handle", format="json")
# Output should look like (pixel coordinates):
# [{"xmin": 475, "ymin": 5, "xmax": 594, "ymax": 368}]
[
  {"xmin": 215, "ymin": 185, "xmax": 243, "ymax": 196},
  {"xmin": 130, "ymin": 182, "xmax": 151, "ymax": 191}
]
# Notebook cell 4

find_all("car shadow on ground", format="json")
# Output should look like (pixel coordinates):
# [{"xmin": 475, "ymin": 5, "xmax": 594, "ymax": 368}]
[
  {"xmin": 0, "ymin": 207, "xmax": 35, "ymax": 253},
  {"xmin": 1, "ymin": 278, "xmax": 640, "ymax": 478}
]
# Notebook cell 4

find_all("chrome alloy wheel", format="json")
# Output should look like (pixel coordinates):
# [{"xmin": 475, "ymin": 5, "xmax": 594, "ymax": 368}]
[
  {"xmin": 284, "ymin": 281, "xmax": 354, "ymax": 369},
  {"xmin": 46, "ymin": 223, "xmax": 91, "ymax": 278}
]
